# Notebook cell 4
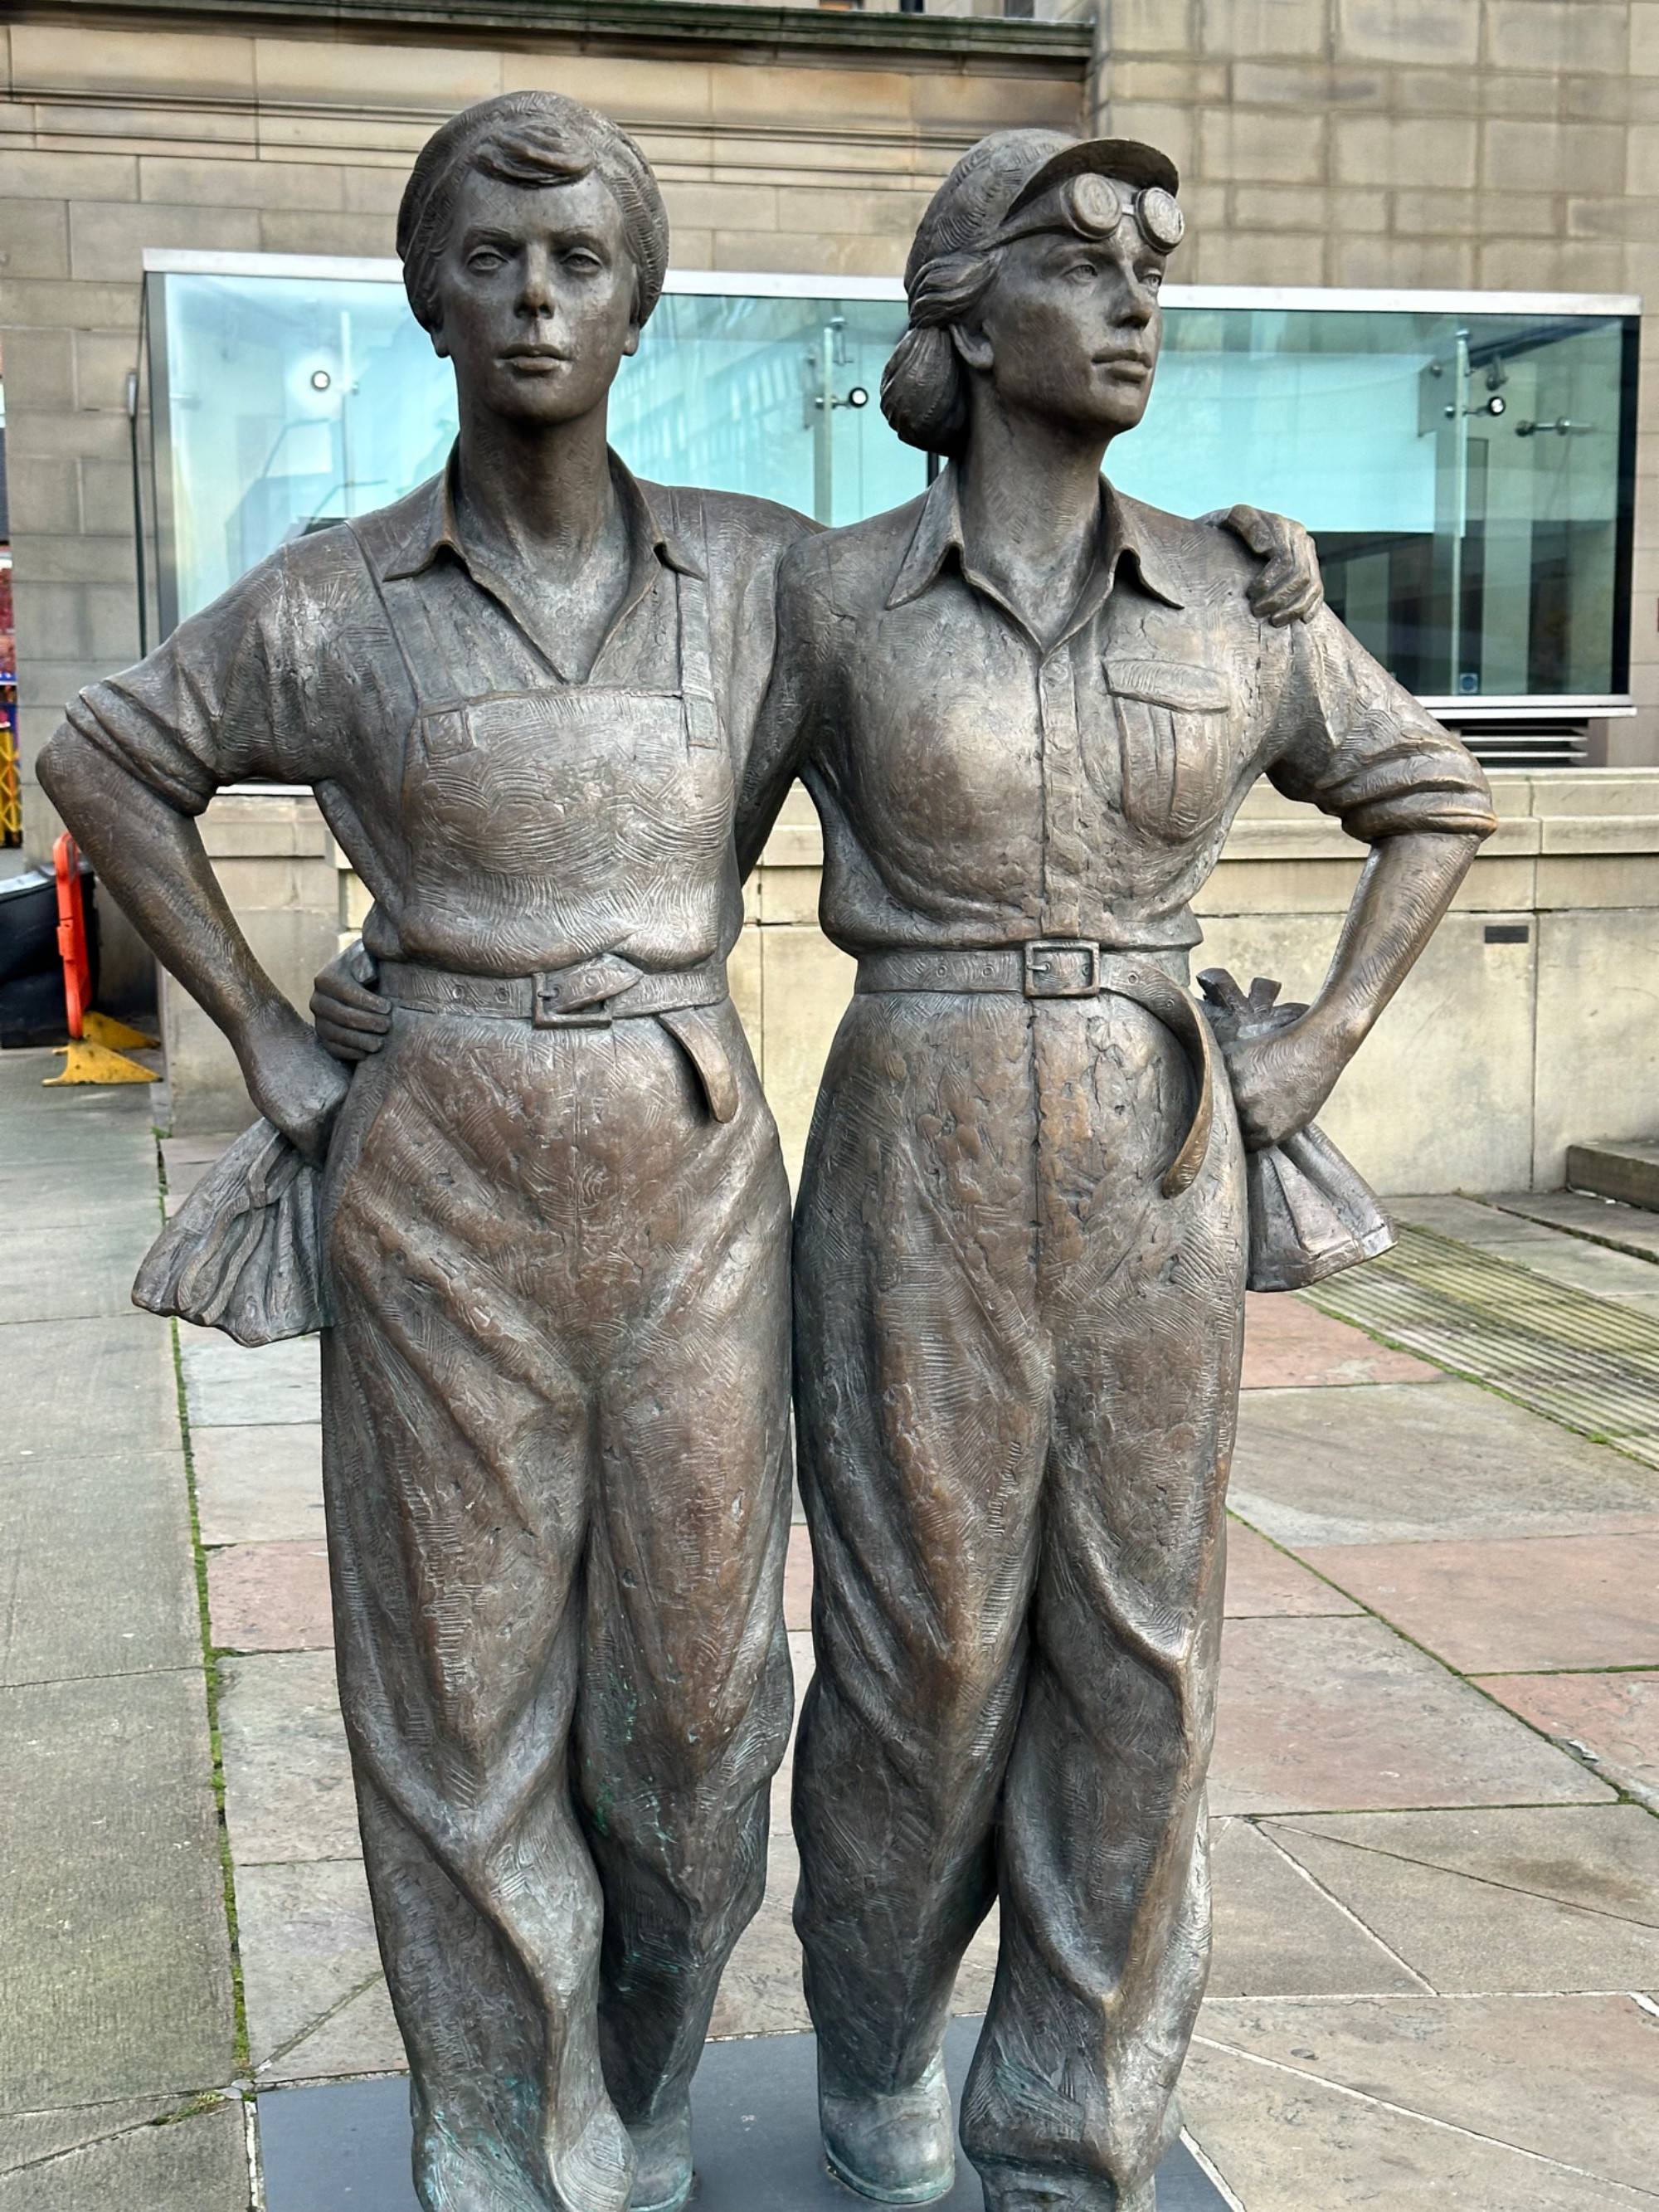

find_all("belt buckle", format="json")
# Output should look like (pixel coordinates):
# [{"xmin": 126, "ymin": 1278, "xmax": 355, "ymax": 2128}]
[
  {"xmin": 1024, "ymin": 939, "xmax": 1101, "ymax": 998},
  {"xmin": 533, "ymin": 972, "xmax": 613, "ymax": 1029}
]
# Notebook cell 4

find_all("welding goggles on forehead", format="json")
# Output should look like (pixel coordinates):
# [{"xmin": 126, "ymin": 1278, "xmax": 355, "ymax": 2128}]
[{"xmin": 994, "ymin": 170, "xmax": 1185, "ymax": 256}]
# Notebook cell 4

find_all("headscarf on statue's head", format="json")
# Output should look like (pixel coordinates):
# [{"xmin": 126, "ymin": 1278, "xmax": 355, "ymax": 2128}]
[
  {"xmin": 882, "ymin": 129, "xmax": 1185, "ymax": 460},
  {"xmin": 397, "ymin": 91, "xmax": 671, "ymax": 336}
]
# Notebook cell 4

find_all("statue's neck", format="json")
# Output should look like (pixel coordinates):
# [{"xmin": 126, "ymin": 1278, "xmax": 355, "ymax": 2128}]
[
  {"xmin": 452, "ymin": 396, "xmax": 619, "ymax": 578},
  {"xmin": 955, "ymin": 412, "xmax": 1112, "ymax": 649}
]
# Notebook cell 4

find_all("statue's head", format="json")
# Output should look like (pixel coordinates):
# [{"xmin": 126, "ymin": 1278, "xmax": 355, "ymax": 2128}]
[
  {"xmin": 882, "ymin": 131, "xmax": 1183, "ymax": 460},
  {"xmin": 398, "ymin": 91, "xmax": 669, "ymax": 427}
]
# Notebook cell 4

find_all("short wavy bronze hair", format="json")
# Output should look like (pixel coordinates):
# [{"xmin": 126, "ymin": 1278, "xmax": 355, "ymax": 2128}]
[{"xmin": 397, "ymin": 91, "xmax": 670, "ymax": 334}]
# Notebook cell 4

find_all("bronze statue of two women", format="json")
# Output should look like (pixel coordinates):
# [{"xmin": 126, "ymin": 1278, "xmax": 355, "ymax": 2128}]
[{"xmin": 40, "ymin": 92, "xmax": 1495, "ymax": 2212}]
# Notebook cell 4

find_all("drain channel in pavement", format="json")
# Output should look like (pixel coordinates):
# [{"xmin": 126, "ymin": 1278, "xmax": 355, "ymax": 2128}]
[{"xmin": 1306, "ymin": 1223, "xmax": 1659, "ymax": 1467}]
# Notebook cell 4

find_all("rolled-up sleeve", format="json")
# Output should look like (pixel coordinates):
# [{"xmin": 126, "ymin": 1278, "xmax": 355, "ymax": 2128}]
[
  {"xmin": 1267, "ymin": 608, "xmax": 1498, "ymax": 843},
  {"xmin": 61, "ymin": 547, "xmax": 317, "ymax": 815}
]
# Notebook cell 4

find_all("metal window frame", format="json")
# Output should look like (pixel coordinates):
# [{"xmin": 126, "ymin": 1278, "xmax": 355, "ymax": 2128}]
[
  {"xmin": 139, "ymin": 253, "xmax": 1644, "ymax": 318},
  {"xmin": 139, "ymin": 253, "xmax": 1643, "ymax": 724}
]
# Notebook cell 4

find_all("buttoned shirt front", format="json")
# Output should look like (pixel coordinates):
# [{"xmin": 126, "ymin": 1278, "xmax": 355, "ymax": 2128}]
[
  {"xmin": 66, "ymin": 454, "xmax": 808, "ymax": 974},
  {"xmin": 740, "ymin": 468, "xmax": 1496, "ymax": 957}
]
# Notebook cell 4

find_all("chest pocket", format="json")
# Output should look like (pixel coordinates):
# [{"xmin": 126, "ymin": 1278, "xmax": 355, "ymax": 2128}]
[{"xmin": 1106, "ymin": 659, "xmax": 1235, "ymax": 842}]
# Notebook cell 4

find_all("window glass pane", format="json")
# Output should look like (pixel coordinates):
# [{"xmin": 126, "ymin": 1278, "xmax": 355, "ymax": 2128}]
[
  {"xmin": 153, "ymin": 270, "xmax": 1633, "ymax": 703},
  {"xmin": 1113, "ymin": 305, "xmax": 1632, "ymax": 698},
  {"xmin": 611, "ymin": 292, "xmax": 922, "ymax": 526},
  {"xmin": 160, "ymin": 273, "xmax": 457, "ymax": 623}
]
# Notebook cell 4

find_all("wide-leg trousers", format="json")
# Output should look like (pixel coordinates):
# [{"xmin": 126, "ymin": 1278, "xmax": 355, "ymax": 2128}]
[
  {"xmin": 320, "ymin": 1001, "xmax": 794, "ymax": 2212},
  {"xmin": 791, "ymin": 983, "xmax": 1247, "ymax": 2210}
]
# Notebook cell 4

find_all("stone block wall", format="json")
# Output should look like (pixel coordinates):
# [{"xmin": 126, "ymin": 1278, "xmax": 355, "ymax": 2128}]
[
  {"xmin": 181, "ymin": 769, "xmax": 1659, "ymax": 1190},
  {"xmin": 0, "ymin": 6, "xmax": 1087, "ymax": 861},
  {"xmin": 1093, "ymin": 0, "xmax": 1659, "ymax": 766}
]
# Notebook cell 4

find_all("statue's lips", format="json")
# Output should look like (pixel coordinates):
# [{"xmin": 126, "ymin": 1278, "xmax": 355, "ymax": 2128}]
[
  {"xmin": 1094, "ymin": 353, "xmax": 1153, "ymax": 379},
  {"xmin": 500, "ymin": 348, "xmax": 574, "ymax": 371}
]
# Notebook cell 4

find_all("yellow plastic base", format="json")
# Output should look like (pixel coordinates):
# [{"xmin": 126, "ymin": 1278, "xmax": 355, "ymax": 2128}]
[
  {"xmin": 83, "ymin": 1010, "xmax": 159, "ymax": 1051},
  {"xmin": 45, "ymin": 1039, "xmax": 160, "ymax": 1085}
]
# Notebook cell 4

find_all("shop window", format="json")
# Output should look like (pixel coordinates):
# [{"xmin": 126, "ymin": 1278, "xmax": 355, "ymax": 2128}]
[{"xmin": 140, "ymin": 256, "xmax": 1638, "ymax": 754}]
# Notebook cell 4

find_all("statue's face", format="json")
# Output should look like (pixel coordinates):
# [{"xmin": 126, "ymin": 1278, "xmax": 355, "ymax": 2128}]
[
  {"xmin": 428, "ymin": 165, "xmax": 640, "ymax": 425},
  {"xmin": 966, "ymin": 197, "xmax": 1165, "ymax": 441}
]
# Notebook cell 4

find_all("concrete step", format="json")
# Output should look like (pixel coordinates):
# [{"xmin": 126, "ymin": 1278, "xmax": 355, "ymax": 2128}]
[{"xmin": 1566, "ymin": 1138, "xmax": 1659, "ymax": 1214}]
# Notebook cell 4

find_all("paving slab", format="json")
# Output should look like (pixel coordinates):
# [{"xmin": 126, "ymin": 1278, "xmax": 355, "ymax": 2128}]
[
  {"xmin": 178, "ymin": 1328, "xmax": 321, "ymax": 1429},
  {"xmin": 1461, "ymin": 1235, "xmax": 1659, "ymax": 1313},
  {"xmin": 261, "ymin": 1976, "xmax": 406, "ymax": 2088},
  {"xmin": 0, "ymin": 1154, "xmax": 158, "ymax": 1208},
  {"xmin": 193, "ymin": 1423, "xmax": 324, "ymax": 1546},
  {"xmin": 0, "ymin": 2095, "xmax": 249, "ymax": 2212},
  {"xmin": 1239, "ymin": 1293, "xmax": 1439, "ymax": 1389},
  {"xmin": 784, "ymin": 1523, "xmax": 812, "ymax": 1633},
  {"xmin": 1476, "ymin": 1670, "xmax": 1659, "ymax": 1801},
  {"xmin": 1230, "ymin": 1378, "xmax": 1659, "ymax": 1545},
  {"xmin": 1274, "ymin": 1803, "xmax": 1659, "ymax": 1931},
  {"xmin": 238, "ymin": 1858, "xmax": 382, "ymax": 2074},
  {"xmin": 1492, "ymin": 1188, "xmax": 1659, "ymax": 1263},
  {"xmin": 0, "ymin": 1448, "xmax": 199, "ymax": 1685},
  {"xmin": 217, "ymin": 1648, "xmax": 360, "ymax": 1865},
  {"xmin": 0, "ymin": 1313, "xmax": 182, "ymax": 1462},
  {"xmin": 0, "ymin": 1669, "xmax": 236, "ymax": 2107},
  {"xmin": 0, "ymin": 2094, "xmax": 178, "ymax": 2173},
  {"xmin": 0, "ymin": 1060, "xmax": 159, "ymax": 1171},
  {"xmin": 256, "ymin": 2020, "xmax": 1229, "ymax": 2212},
  {"xmin": 208, "ymin": 1541, "xmax": 333, "ymax": 1654},
  {"xmin": 1265, "ymin": 1812, "xmax": 1659, "ymax": 1990},
  {"xmin": 1388, "ymin": 1192, "xmax": 1570, "ymax": 1246},
  {"xmin": 1209, "ymin": 1615, "xmax": 1613, "ymax": 1817},
  {"xmin": 1206, "ymin": 1817, "xmax": 1423, "ymax": 1998},
  {"xmin": 1222, "ymin": 1521, "xmax": 1360, "ymax": 1618},
  {"xmin": 770, "ymin": 1630, "xmax": 813, "ymax": 1837},
  {"xmin": 1185, "ymin": 1993, "xmax": 1659, "ymax": 2210},
  {"xmin": 1386, "ymin": 1194, "xmax": 1659, "ymax": 1312},
  {"xmin": 0, "ymin": 1219, "xmax": 158, "ymax": 1325},
  {"xmin": 1301, "ymin": 1532, "xmax": 1659, "ymax": 1673}
]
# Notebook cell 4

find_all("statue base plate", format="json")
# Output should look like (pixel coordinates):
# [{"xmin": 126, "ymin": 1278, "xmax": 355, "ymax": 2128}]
[{"xmin": 259, "ymin": 2020, "xmax": 1231, "ymax": 2211}]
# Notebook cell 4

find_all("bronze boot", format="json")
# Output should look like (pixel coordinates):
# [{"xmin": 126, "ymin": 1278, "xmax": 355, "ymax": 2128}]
[{"xmin": 820, "ymin": 2054, "xmax": 956, "ymax": 2205}]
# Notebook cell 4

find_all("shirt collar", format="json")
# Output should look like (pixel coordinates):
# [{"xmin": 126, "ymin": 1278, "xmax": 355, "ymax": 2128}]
[
  {"xmin": 376, "ymin": 445, "xmax": 707, "ymax": 586},
  {"xmin": 885, "ymin": 462, "xmax": 1187, "ymax": 621}
]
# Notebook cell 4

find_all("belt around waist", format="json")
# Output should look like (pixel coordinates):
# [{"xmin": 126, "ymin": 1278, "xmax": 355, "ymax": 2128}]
[
  {"xmin": 854, "ymin": 942, "xmax": 1216, "ymax": 1199},
  {"xmin": 378, "ymin": 953, "xmax": 727, "ymax": 1030}
]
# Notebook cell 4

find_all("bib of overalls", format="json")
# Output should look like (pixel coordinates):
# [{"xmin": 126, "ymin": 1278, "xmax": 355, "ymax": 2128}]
[{"xmin": 362, "ymin": 537, "xmax": 732, "ymax": 972}]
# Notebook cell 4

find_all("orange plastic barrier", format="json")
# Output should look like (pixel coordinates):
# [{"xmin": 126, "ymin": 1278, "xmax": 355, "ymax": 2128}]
[{"xmin": 53, "ymin": 831, "xmax": 92, "ymax": 1040}]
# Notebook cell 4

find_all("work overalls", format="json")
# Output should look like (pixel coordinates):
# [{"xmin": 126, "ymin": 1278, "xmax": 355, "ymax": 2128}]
[{"xmin": 320, "ymin": 519, "xmax": 793, "ymax": 2212}]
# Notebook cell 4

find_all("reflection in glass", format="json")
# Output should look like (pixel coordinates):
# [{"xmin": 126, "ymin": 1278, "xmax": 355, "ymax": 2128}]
[
  {"xmin": 158, "ymin": 273, "xmax": 457, "ymax": 623},
  {"xmin": 150, "ymin": 270, "xmax": 1635, "ymax": 705},
  {"xmin": 610, "ymin": 292, "xmax": 918, "ymax": 529},
  {"xmin": 1112, "ymin": 305, "xmax": 1634, "ymax": 699}
]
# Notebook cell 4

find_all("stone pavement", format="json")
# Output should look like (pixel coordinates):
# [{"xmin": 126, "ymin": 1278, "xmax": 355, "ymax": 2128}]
[
  {"xmin": 0, "ymin": 1059, "xmax": 245, "ymax": 2210},
  {"xmin": 3, "ymin": 1060, "xmax": 1657, "ymax": 2209}
]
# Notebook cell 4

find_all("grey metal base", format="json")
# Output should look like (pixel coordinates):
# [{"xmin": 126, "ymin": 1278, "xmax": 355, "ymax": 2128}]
[{"xmin": 258, "ymin": 2020, "xmax": 1231, "ymax": 2211}]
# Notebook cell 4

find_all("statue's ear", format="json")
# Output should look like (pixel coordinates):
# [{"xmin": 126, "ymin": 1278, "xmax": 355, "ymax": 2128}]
[
  {"xmin": 950, "ymin": 321, "xmax": 993, "ymax": 373},
  {"xmin": 428, "ymin": 313, "xmax": 450, "ymax": 362}
]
